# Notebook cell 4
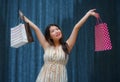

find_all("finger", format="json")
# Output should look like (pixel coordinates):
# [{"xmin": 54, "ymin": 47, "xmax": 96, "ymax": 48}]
[
  {"xmin": 19, "ymin": 10, "xmax": 23, "ymax": 16},
  {"xmin": 19, "ymin": 10, "xmax": 24, "ymax": 20},
  {"xmin": 89, "ymin": 9, "xmax": 96, "ymax": 13},
  {"xmin": 91, "ymin": 9, "xmax": 96, "ymax": 11}
]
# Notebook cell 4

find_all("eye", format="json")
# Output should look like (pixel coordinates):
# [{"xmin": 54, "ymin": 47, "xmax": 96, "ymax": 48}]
[
  {"xmin": 51, "ymin": 30, "xmax": 54, "ymax": 33},
  {"xmin": 56, "ymin": 28, "xmax": 59, "ymax": 31}
]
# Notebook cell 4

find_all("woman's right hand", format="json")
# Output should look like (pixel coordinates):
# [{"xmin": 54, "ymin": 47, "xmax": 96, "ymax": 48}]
[{"xmin": 19, "ymin": 10, "xmax": 24, "ymax": 20}]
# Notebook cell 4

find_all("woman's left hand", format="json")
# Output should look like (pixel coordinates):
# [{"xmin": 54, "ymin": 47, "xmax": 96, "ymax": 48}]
[{"xmin": 87, "ymin": 9, "xmax": 99, "ymax": 18}]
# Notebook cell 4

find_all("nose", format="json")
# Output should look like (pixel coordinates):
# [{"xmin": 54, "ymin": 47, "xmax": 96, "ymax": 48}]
[{"xmin": 55, "ymin": 30, "xmax": 59, "ymax": 33}]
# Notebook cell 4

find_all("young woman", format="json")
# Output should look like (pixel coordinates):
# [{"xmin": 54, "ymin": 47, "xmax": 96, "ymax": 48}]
[{"xmin": 19, "ymin": 9, "xmax": 98, "ymax": 82}]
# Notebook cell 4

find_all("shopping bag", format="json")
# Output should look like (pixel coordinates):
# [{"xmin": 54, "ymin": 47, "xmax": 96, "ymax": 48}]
[
  {"xmin": 95, "ymin": 17, "xmax": 112, "ymax": 51},
  {"xmin": 11, "ymin": 23, "xmax": 34, "ymax": 48}
]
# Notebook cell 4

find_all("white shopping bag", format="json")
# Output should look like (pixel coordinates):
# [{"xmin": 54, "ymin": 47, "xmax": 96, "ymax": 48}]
[{"xmin": 11, "ymin": 23, "xmax": 34, "ymax": 48}]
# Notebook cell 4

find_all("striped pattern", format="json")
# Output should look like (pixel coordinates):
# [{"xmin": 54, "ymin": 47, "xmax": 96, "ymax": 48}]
[
  {"xmin": 36, "ymin": 45, "xmax": 68, "ymax": 82},
  {"xmin": 11, "ymin": 23, "xmax": 28, "ymax": 48}
]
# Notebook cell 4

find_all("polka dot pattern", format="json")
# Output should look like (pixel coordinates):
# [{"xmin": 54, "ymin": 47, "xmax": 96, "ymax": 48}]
[{"xmin": 95, "ymin": 23, "xmax": 112, "ymax": 51}]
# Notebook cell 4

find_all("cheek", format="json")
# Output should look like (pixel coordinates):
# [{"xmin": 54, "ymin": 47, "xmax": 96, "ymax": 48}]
[
  {"xmin": 59, "ymin": 31, "xmax": 62, "ymax": 37},
  {"xmin": 50, "ymin": 32, "xmax": 55, "ymax": 39}
]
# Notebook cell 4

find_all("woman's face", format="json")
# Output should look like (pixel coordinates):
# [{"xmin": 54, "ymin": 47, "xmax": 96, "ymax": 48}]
[{"xmin": 49, "ymin": 26, "xmax": 62, "ymax": 42}]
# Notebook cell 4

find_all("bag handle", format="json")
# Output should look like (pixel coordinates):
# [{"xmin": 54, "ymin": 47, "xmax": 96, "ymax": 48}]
[
  {"xmin": 96, "ymin": 17, "xmax": 103, "ymax": 25},
  {"xmin": 95, "ymin": 13, "xmax": 103, "ymax": 25}
]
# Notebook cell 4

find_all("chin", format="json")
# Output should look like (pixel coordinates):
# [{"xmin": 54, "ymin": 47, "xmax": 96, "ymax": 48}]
[
  {"xmin": 55, "ymin": 37, "xmax": 62, "ymax": 41},
  {"xmin": 59, "ymin": 35, "xmax": 62, "ymax": 39}
]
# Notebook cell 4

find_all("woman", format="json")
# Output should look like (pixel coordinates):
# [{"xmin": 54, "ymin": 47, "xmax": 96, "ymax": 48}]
[{"xmin": 19, "ymin": 9, "xmax": 98, "ymax": 82}]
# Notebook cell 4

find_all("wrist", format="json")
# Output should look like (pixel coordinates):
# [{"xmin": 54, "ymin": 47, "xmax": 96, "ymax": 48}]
[
  {"xmin": 84, "ymin": 13, "xmax": 90, "ymax": 19},
  {"xmin": 86, "ymin": 12, "xmax": 91, "ymax": 17}
]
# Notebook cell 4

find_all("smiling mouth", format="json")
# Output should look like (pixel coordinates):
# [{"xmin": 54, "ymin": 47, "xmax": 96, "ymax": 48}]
[{"xmin": 56, "ymin": 33, "xmax": 61, "ymax": 37}]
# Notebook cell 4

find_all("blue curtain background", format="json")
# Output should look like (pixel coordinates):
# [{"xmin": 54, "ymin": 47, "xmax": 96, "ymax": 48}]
[{"xmin": 0, "ymin": 0, "xmax": 120, "ymax": 82}]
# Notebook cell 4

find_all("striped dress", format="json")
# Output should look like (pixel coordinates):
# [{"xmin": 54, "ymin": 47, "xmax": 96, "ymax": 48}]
[{"xmin": 36, "ymin": 45, "xmax": 68, "ymax": 82}]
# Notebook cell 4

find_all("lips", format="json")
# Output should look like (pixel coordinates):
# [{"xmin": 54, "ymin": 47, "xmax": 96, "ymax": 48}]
[{"xmin": 56, "ymin": 33, "xmax": 61, "ymax": 37}]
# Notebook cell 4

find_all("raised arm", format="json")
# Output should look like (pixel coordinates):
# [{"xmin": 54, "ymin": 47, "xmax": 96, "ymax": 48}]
[
  {"xmin": 66, "ymin": 9, "xmax": 98, "ymax": 52},
  {"xmin": 19, "ymin": 11, "xmax": 49, "ymax": 50}
]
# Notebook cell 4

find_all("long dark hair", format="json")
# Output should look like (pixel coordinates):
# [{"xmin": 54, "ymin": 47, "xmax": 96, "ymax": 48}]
[{"xmin": 44, "ymin": 24, "xmax": 69, "ymax": 55}]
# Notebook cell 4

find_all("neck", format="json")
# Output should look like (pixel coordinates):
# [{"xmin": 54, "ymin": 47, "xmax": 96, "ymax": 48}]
[{"xmin": 54, "ymin": 40, "xmax": 60, "ymax": 47}]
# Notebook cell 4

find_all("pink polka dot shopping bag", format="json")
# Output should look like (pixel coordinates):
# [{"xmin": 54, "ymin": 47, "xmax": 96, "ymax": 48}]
[{"xmin": 95, "ymin": 15, "xmax": 112, "ymax": 51}]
